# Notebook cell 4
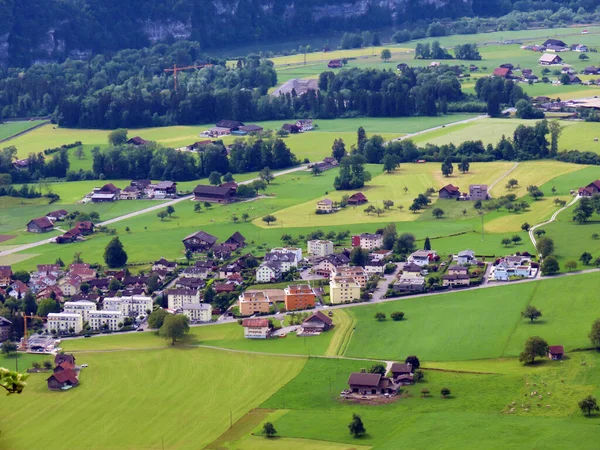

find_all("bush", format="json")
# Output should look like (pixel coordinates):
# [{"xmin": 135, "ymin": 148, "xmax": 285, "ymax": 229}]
[{"xmin": 390, "ymin": 311, "xmax": 405, "ymax": 321}]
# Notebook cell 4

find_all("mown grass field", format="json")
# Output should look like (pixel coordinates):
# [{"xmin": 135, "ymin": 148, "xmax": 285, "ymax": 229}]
[
  {"xmin": 0, "ymin": 120, "xmax": 47, "ymax": 141},
  {"xmin": 0, "ymin": 347, "xmax": 305, "ymax": 450},
  {"xmin": 344, "ymin": 272, "xmax": 600, "ymax": 362}
]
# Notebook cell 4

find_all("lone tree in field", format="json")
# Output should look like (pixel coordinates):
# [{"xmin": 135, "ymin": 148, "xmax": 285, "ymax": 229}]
[
  {"xmin": 375, "ymin": 312, "xmax": 386, "ymax": 322},
  {"xmin": 578, "ymin": 395, "xmax": 599, "ymax": 417},
  {"xmin": 565, "ymin": 260, "xmax": 577, "ymax": 272},
  {"xmin": 311, "ymin": 165, "xmax": 322, "ymax": 176},
  {"xmin": 501, "ymin": 237, "xmax": 512, "ymax": 247},
  {"xmin": 458, "ymin": 158, "xmax": 470, "ymax": 173},
  {"xmin": 421, "ymin": 388, "xmax": 430, "ymax": 397},
  {"xmin": 441, "ymin": 157, "xmax": 453, "ymax": 177},
  {"xmin": 348, "ymin": 414, "xmax": 366, "ymax": 438},
  {"xmin": 262, "ymin": 214, "xmax": 277, "ymax": 226},
  {"xmin": 260, "ymin": 167, "xmax": 275, "ymax": 184},
  {"xmin": 383, "ymin": 154, "xmax": 399, "ymax": 173},
  {"xmin": 521, "ymin": 222, "xmax": 530, "ymax": 232},
  {"xmin": 511, "ymin": 235, "xmax": 522, "ymax": 245},
  {"xmin": 194, "ymin": 203, "xmax": 201, "ymax": 213},
  {"xmin": 580, "ymin": 252, "xmax": 593, "ymax": 266},
  {"xmin": 263, "ymin": 422, "xmax": 277, "ymax": 438},
  {"xmin": 159, "ymin": 314, "xmax": 190, "ymax": 345},
  {"xmin": 104, "ymin": 237, "xmax": 128, "ymax": 268},
  {"xmin": 589, "ymin": 318, "xmax": 600, "ymax": 349},
  {"xmin": 157, "ymin": 211, "xmax": 168, "ymax": 221},
  {"xmin": 441, "ymin": 387, "xmax": 451, "ymax": 398},
  {"xmin": 521, "ymin": 305, "xmax": 542, "ymax": 323},
  {"xmin": 380, "ymin": 48, "xmax": 392, "ymax": 62},
  {"xmin": 108, "ymin": 128, "xmax": 128, "ymax": 146},
  {"xmin": 166, "ymin": 205, "xmax": 175, "ymax": 217},
  {"xmin": 432, "ymin": 208, "xmax": 444, "ymax": 219},
  {"xmin": 506, "ymin": 178, "xmax": 518, "ymax": 189},
  {"xmin": 424, "ymin": 236, "xmax": 431, "ymax": 250},
  {"xmin": 519, "ymin": 336, "xmax": 548, "ymax": 365},
  {"xmin": 536, "ymin": 237, "xmax": 554, "ymax": 258},
  {"xmin": 405, "ymin": 355, "xmax": 421, "ymax": 369},
  {"xmin": 383, "ymin": 200, "xmax": 394, "ymax": 210}
]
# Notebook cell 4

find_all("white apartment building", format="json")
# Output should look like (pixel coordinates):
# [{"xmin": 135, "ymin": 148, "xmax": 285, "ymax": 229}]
[
  {"xmin": 48, "ymin": 313, "xmax": 83, "ymax": 334},
  {"xmin": 270, "ymin": 247, "xmax": 303, "ymax": 263},
  {"xmin": 63, "ymin": 300, "xmax": 97, "ymax": 321},
  {"xmin": 352, "ymin": 233, "xmax": 383, "ymax": 250},
  {"xmin": 307, "ymin": 240, "xmax": 334, "ymax": 257},
  {"xmin": 88, "ymin": 310, "xmax": 123, "ymax": 331},
  {"xmin": 103, "ymin": 295, "xmax": 153, "ymax": 316},
  {"xmin": 182, "ymin": 303, "xmax": 212, "ymax": 322},
  {"xmin": 329, "ymin": 276, "xmax": 361, "ymax": 304},
  {"xmin": 167, "ymin": 289, "xmax": 201, "ymax": 310}
]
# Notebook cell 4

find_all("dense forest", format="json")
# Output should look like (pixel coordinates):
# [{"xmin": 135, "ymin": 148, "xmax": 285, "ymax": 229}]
[{"xmin": 1, "ymin": 0, "xmax": 599, "ymax": 67}]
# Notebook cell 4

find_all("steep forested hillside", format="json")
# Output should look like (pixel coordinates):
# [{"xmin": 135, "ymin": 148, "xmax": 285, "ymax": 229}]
[{"xmin": 0, "ymin": 0, "xmax": 591, "ymax": 67}]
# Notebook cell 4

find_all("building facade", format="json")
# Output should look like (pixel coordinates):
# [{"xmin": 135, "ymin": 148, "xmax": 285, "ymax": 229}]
[
  {"xmin": 238, "ymin": 291, "xmax": 271, "ymax": 316},
  {"xmin": 284, "ymin": 284, "xmax": 316, "ymax": 311},
  {"xmin": 63, "ymin": 301, "xmax": 97, "ymax": 321},
  {"xmin": 307, "ymin": 239, "xmax": 334, "ymax": 257},
  {"xmin": 182, "ymin": 304, "xmax": 212, "ymax": 322},
  {"xmin": 48, "ymin": 313, "xmax": 83, "ymax": 334},
  {"xmin": 351, "ymin": 233, "xmax": 383, "ymax": 250},
  {"xmin": 103, "ymin": 296, "xmax": 153, "ymax": 317},
  {"xmin": 88, "ymin": 310, "xmax": 123, "ymax": 331},
  {"xmin": 329, "ymin": 276, "xmax": 361, "ymax": 304},
  {"xmin": 166, "ymin": 289, "xmax": 201, "ymax": 310}
]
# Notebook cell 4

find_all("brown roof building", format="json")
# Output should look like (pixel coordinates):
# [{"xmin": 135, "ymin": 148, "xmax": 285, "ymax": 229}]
[
  {"xmin": 27, "ymin": 217, "xmax": 54, "ymax": 233},
  {"xmin": 47, "ymin": 369, "xmax": 79, "ymax": 391},
  {"xmin": 439, "ymin": 184, "xmax": 460, "ymax": 199},
  {"xmin": 302, "ymin": 311, "xmax": 333, "ymax": 333},
  {"xmin": 193, "ymin": 183, "xmax": 238, "ymax": 203},
  {"xmin": 347, "ymin": 192, "xmax": 368, "ymax": 205},
  {"xmin": 182, "ymin": 231, "xmax": 218, "ymax": 252}
]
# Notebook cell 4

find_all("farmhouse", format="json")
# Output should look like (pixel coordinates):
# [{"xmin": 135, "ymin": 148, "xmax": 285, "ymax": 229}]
[
  {"xmin": 47, "ymin": 369, "xmax": 79, "ymax": 391},
  {"xmin": 584, "ymin": 66, "xmax": 600, "ymax": 75},
  {"xmin": 238, "ymin": 124, "xmax": 264, "ymax": 134},
  {"xmin": 215, "ymin": 120, "xmax": 244, "ymax": 131},
  {"xmin": 272, "ymin": 78, "xmax": 319, "ymax": 96},
  {"xmin": 239, "ymin": 290, "xmax": 271, "ymax": 316},
  {"xmin": 316, "ymin": 198, "xmax": 334, "ymax": 213},
  {"xmin": 27, "ymin": 217, "xmax": 54, "ymax": 233},
  {"xmin": 543, "ymin": 39, "xmax": 567, "ymax": 48},
  {"xmin": 224, "ymin": 231, "xmax": 246, "ymax": 250},
  {"xmin": 242, "ymin": 318, "xmax": 271, "ymax": 339},
  {"xmin": 181, "ymin": 303, "xmax": 212, "ymax": 322},
  {"xmin": 193, "ymin": 183, "xmax": 238, "ymax": 203},
  {"xmin": 347, "ymin": 192, "xmax": 368, "ymax": 205},
  {"xmin": 328, "ymin": 59, "xmax": 343, "ymax": 68},
  {"xmin": 548, "ymin": 345, "xmax": 564, "ymax": 360},
  {"xmin": 127, "ymin": 136, "xmax": 149, "ymax": 145},
  {"xmin": 439, "ymin": 184, "xmax": 461, "ymax": 199},
  {"xmin": 46, "ymin": 210, "xmax": 68, "ymax": 222},
  {"xmin": 182, "ymin": 231, "xmax": 218, "ymax": 252},
  {"xmin": 284, "ymin": 284, "xmax": 316, "ymax": 311},
  {"xmin": 469, "ymin": 184, "xmax": 489, "ymax": 201},
  {"xmin": 76, "ymin": 221, "xmax": 95, "ymax": 235},
  {"xmin": 347, "ymin": 373, "xmax": 398, "ymax": 395},
  {"xmin": 307, "ymin": 239, "xmax": 334, "ymax": 257},
  {"xmin": 585, "ymin": 180, "xmax": 600, "ymax": 193},
  {"xmin": 302, "ymin": 311, "xmax": 333, "ymax": 333},
  {"xmin": 539, "ymin": 53, "xmax": 562, "ymax": 65},
  {"xmin": 120, "ymin": 186, "xmax": 140, "ymax": 200},
  {"xmin": 492, "ymin": 67, "xmax": 512, "ymax": 78},
  {"xmin": 352, "ymin": 233, "xmax": 383, "ymax": 250},
  {"xmin": 329, "ymin": 276, "xmax": 361, "ymax": 304}
]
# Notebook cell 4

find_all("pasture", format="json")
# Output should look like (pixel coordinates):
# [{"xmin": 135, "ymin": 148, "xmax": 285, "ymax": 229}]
[
  {"xmin": 0, "ymin": 120, "xmax": 47, "ymax": 141},
  {"xmin": 0, "ymin": 347, "xmax": 305, "ymax": 450}
]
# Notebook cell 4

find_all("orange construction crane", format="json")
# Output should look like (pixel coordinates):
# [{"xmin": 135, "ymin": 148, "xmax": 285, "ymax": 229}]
[
  {"xmin": 164, "ymin": 64, "xmax": 211, "ymax": 91},
  {"xmin": 21, "ymin": 314, "xmax": 47, "ymax": 349}
]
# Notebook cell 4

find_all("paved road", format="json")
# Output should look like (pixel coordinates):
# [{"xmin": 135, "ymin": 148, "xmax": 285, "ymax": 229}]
[
  {"xmin": 0, "ymin": 165, "xmax": 309, "ymax": 258},
  {"xmin": 386, "ymin": 115, "xmax": 488, "ymax": 145}
]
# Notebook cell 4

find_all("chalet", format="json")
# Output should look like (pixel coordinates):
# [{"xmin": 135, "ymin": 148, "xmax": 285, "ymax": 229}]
[
  {"xmin": 193, "ymin": 183, "xmax": 237, "ymax": 203},
  {"xmin": 131, "ymin": 179, "xmax": 152, "ymax": 190},
  {"xmin": 347, "ymin": 192, "xmax": 368, "ymax": 205},
  {"xmin": 390, "ymin": 363, "xmax": 413, "ymax": 378},
  {"xmin": 584, "ymin": 66, "xmax": 600, "ymax": 75},
  {"xmin": 579, "ymin": 187, "xmax": 594, "ymax": 197},
  {"xmin": 310, "ymin": 156, "xmax": 339, "ymax": 172},
  {"xmin": 9, "ymin": 280, "xmax": 28, "ymax": 297},
  {"xmin": 215, "ymin": 120, "xmax": 244, "ymax": 131},
  {"xmin": 27, "ymin": 217, "xmax": 54, "ymax": 233},
  {"xmin": 152, "ymin": 258, "xmax": 177, "ymax": 272},
  {"xmin": 76, "ymin": 221, "xmax": 94, "ymax": 235},
  {"xmin": 127, "ymin": 136, "xmax": 149, "ymax": 146},
  {"xmin": 47, "ymin": 369, "xmax": 79, "ymax": 391},
  {"xmin": 120, "ymin": 185, "xmax": 141, "ymax": 200},
  {"xmin": 492, "ymin": 67, "xmax": 512, "ymax": 78},
  {"xmin": 572, "ymin": 44, "xmax": 588, "ymax": 52},
  {"xmin": 585, "ymin": 180, "xmax": 600, "ymax": 194},
  {"xmin": 439, "ymin": 184, "xmax": 460, "ymax": 199},
  {"xmin": 175, "ymin": 277, "xmax": 206, "ymax": 290},
  {"xmin": 214, "ymin": 282, "xmax": 235, "ymax": 294},
  {"xmin": 224, "ymin": 231, "xmax": 246, "ymax": 250},
  {"xmin": 548, "ymin": 345, "xmax": 564, "ymax": 360},
  {"xmin": 302, "ymin": 311, "xmax": 333, "ymax": 333},
  {"xmin": 182, "ymin": 231, "xmax": 218, "ymax": 252},
  {"xmin": 316, "ymin": 198, "xmax": 334, "ymax": 213},
  {"xmin": 56, "ymin": 228, "xmax": 81, "ymax": 244},
  {"xmin": 46, "ymin": 210, "xmax": 68, "ymax": 222},
  {"xmin": 0, "ymin": 266, "xmax": 12, "ymax": 287},
  {"xmin": 91, "ymin": 183, "xmax": 120, "ymax": 202},
  {"xmin": 151, "ymin": 181, "xmax": 177, "ymax": 197},
  {"xmin": 242, "ymin": 318, "xmax": 271, "ymax": 339},
  {"xmin": 566, "ymin": 74, "xmax": 582, "ymax": 84},
  {"xmin": 539, "ymin": 53, "xmax": 562, "ymax": 65},
  {"xmin": 328, "ymin": 59, "xmax": 343, "ymax": 69},
  {"xmin": 347, "ymin": 373, "xmax": 398, "ymax": 395},
  {"xmin": 469, "ymin": 184, "xmax": 488, "ymax": 201},
  {"xmin": 543, "ymin": 39, "xmax": 567, "ymax": 48},
  {"xmin": 398, "ymin": 263, "xmax": 424, "ymax": 279},
  {"xmin": 55, "ymin": 354, "xmax": 76, "ymax": 365}
]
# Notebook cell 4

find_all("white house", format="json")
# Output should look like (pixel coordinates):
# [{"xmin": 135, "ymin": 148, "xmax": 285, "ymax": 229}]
[
  {"xmin": 242, "ymin": 318, "xmax": 271, "ymax": 339},
  {"xmin": 307, "ymin": 239, "xmax": 334, "ymax": 257},
  {"xmin": 370, "ymin": 249, "xmax": 392, "ymax": 261},
  {"xmin": 167, "ymin": 288, "xmax": 201, "ymax": 310},
  {"xmin": 63, "ymin": 301, "xmax": 97, "ymax": 321},
  {"xmin": 408, "ymin": 250, "xmax": 436, "ymax": 267},
  {"xmin": 103, "ymin": 296, "xmax": 152, "ymax": 317},
  {"xmin": 256, "ymin": 263, "xmax": 281, "ymax": 283},
  {"xmin": 181, "ymin": 267, "xmax": 210, "ymax": 279},
  {"xmin": 47, "ymin": 313, "xmax": 83, "ymax": 334},
  {"xmin": 352, "ymin": 233, "xmax": 383, "ymax": 250},
  {"xmin": 457, "ymin": 249, "xmax": 476, "ymax": 265},
  {"xmin": 88, "ymin": 310, "xmax": 123, "ymax": 331},
  {"xmin": 182, "ymin": 303, "xmax": 212, "ymax": 322},
  {"xmin": 267, "ymin": 247, "xmax": 302, "ymax": 267},
  {"xmin": 364, "ymin": 259, "xmax": 385, "ymax": 275}
]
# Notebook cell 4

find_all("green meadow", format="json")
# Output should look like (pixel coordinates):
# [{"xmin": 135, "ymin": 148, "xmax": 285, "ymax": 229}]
[{"xmin": 0, "ymin": 120, "xmax": 47, "ymax": 141}]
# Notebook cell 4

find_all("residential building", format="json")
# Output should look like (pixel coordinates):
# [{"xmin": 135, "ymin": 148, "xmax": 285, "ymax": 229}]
[
  {"xmin": 400, "ymin": 263, "xmax": 423, "ymax": 278},
  {"xmin": 284, "ymin": 284, "xmax": 316, "ymax": 311},
  {"xmin": 333, "ymin": 266, "xmax": 368, "ymax": 287},
  {"xmin": 46, "ymin": 210, "xmax": 68, "ymax": 221},
  {"xmin": 182, "ymin": 303, "xmax": 212, "ymax": 322},
  {"xmin": 408, "ymin": 250, "xmax": 436, "ymax": 267},
  {"xmin": 392, "ymin": 277, "xmax": 425, "ymax": 293},
  {"xmin": 127, "ymin": 136, "xmax": 149, "ymax": 145},
  {"xmin": 492, "ymin": 67, "xmax": 512, "ymax": 78},
  {"xmin": 347, "ymin": 192, "xmax": 368, "ymax": 205},
  {"xmin": 302, "ymin": 311, "xmax": 333, "ymax": 333},
  {"xmin": 182, "ymin": 267, "xmax": 210, "ymax": 279},
  {"xmin": 48, "ymin": 313, "xmax": 83, "ymax": 334},
  {"xmin": 256, "ymin": 263, "xmax": 281, "ymax": 283},
  {"xmin": 307, "ymin": 239, "xmax": 334, "ymax": 257},
  {"xmin": 102, "ymin": 296, "xmax": 152, "ymax": 316},
  {"xmin": 182, "ymin": 230, "xmax": 218, "ymax": 252},
  {"xmin": 47, "ymin": 369, "xmax": 79, "ymax": 391},
  {"xmin": 316, "ymin": 199, "xmax": 334, "ymax": 213},
  {"xmin": 91, "ymin": 183, "xmax": 121, "ymax": 203},
  {"xmin": 9, "ymin": 280, "xmax": 28, "ymax": 297},
  {"xmin": 239, "ymin": 291, "xmax": 271, "ymax": 316},
  {"xmin": 312, "ymin": 253, "xmax": 350, "ymax": 277},
  {"xmin": 347, "ymin": 373, "xmax": 397, "ymax": 395},
  {"xmin": 166, "ymin": 289, "xmax": 201, "ymax": 310},
  {"xmin": 88, "ymin": 310, "xmax": 123, "ymax": 331},
  {"xmin": 442, "ymin": 273, "xmax": 470, "ymax": 287},
  {"xmin": 329, "ymin": 276, "xmax": 361, "ymax": 304},
  {"xmin": 193, "ymin": 183, "xmax": 238, "ymax": 203},
  {"xmin": 26, "ymin": 217, "xmax": 54, "ymax": 233},
  {"xmin": 457, "ymin": 249, "xmax": 476, "ymax": 265},
  {"xmin": 120, "ymin": 186, "xmax": 140, "ymax": 200},
  {"xmin": 0, "ymin": 266, "xmax": 12, "ymax": 287},
  {"xmin": 364, "ymin": 259, "xmax": 385, "ymax": 275},
  {"xmin": 63, "ymin": 301, "xmax": 97, "ymax": 321},
  {"xmin": 151, "ymin": 181, "xmax": 177, "ymax": 197},
  {"xmin": 76, "ymin": 221, "xmax": 94, "ymax": 235},
  {"xmin": 242, "ymin": 318, "xmax": 271, "ymax": 339},
  {"xmin": 539, "ymin": 53, "xmax": 562, "ymax": 65},
  {"xmin": 439, "ymin": 184, "xmax": 461, "ymax": 199},
  {"xmin": 59, "ymin": 277, "xmax": 82, "ymax": 296},
  {"xmin": 152, "ymin": 258, "xmax": 178, "ymax": 272},
  {"xmin": 370, "ymin": 250, "xmax": 392, "ymax": 261},
  {"xmin": 0, "ymin": 316, "xmax": 11, "ymax": 342},
  {"xmin": 447, "ymin": 265, "xmax": 468, "ymax": 276},
  {"xmin": 175, "ymin": 277, "xmax": 206, "ymax": 290},
  {"xmin": 269, "ymin": 247, "xmax": 303, "ymax": 265},
  {"xmin": 263, "ymin": 251, "xmax": 297, "ymax": 273},
  {"xmin": 469, "ymin": 184, "xmax": 488, "ymax": 201},
  {"xmin": 390, "ymin": 363, "xmax": 414, "ymax": 385},
  {"xmin": 351, "ymin": 233, "xmax": 383, "ymax": 250}
]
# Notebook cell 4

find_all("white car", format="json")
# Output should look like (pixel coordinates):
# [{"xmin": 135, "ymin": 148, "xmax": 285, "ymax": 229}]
[{"xmin": 81, "ymin": 364, "xmax": 89, "ymax": 368}]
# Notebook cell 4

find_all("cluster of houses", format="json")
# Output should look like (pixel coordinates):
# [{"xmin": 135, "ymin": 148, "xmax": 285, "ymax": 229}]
[
  {"xmin": 241, "ymin": 310, "xmax": 333, "ymax": 339},
  {"xmin": 316, "ymin": 192, "xmax": 369, "ymax": 214},
  {"xmin": 522, "ymin": 39, "xmax": 588, "ymax": 54},
  {"xmin": 439, "ymin": 184, "xmax": 489, "ymax": 201},
  {"xmin": 203, "ymin": 120, "xmax": 264, "ymax": 138},
  {"xmin": 46, "ymin": 353, "xmax": 80, "ymax": 391},
  {"xmin": 26, "ymin": 209, "xmax": 96, "ymax": 244},
  {"xmin": 345, "ymin": 362, "xmax": 415, "ymax": 398},
  {"xmin": 490, "ymin": 254, "xmax": 536, "ymax": 281},
  {"xmin": 83, "ymin": 180, "xmax": 178, "ymax": 203}
]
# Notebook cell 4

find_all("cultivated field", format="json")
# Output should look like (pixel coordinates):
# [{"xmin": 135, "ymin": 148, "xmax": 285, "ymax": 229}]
[{"xmin": 0, "ymin": 120, "xmax": 47, "ymax": 141}]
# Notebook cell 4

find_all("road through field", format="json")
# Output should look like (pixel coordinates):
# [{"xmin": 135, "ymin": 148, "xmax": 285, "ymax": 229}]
[
  {"xmin": 0, "ymin": 165, "xmax": 308, "ymax": 257},
  {"xmin": 386, "ymin": 114, "xmax": 488, "ymax": 145}
]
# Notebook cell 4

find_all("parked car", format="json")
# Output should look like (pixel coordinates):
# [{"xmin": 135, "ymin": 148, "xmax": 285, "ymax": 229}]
[{"xmin": 81, "ymin": 364, "xmax": 89, "ymax": 368}]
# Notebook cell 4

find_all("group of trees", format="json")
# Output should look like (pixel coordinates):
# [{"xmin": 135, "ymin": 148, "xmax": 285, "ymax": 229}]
[
  {"xmin": 147, "ymin": 309, "xmax": 190, "ymax": 345},
  {"xmin": 0, "ymin": 146, "xmax": 70, "ymax": 184},
  {"xmin": 415, "ymin": 42, "xmax": 481, "ymax": 61},
  {"xmin": 573, "ymin": 196, "xmax": 600, "ymax": 224}
]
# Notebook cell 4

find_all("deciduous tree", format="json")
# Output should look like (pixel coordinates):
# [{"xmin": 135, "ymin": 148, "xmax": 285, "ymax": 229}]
[
  {"xmin": 348, "ymin": 414, "xmax": 366, "ymax": 438},
  {"xmin": 579, "ymin": 396, "xmax": 599, "ymax": 417},
  {"xmin": 159, "ymin": 314, "xmax": 190, "ymax": 345},
  {"xmin": 519, "ymin": 336, "xmax": 548, "ymax": 364},
  {"xmin": 521, "ymin": 305, "xmax": 542, "ymax": 323}
]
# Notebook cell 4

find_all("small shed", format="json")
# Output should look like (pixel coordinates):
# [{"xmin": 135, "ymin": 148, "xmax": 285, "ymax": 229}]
[{"xmin": 548, "ymin": 345, "xmax": 564, "ymax": 360}]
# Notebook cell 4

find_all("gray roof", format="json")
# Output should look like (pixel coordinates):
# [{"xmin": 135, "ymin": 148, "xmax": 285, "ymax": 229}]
[
  {"xmin": 183, "ymin": 231, "xmax": 218, "ymax": 244},
  {"xmin": 457, "ymin": 249, "xmax": 474, "ymax": 257},
  {"xmin": 182, "ymin": 303, "xmax": 211, "ymax": 310}
]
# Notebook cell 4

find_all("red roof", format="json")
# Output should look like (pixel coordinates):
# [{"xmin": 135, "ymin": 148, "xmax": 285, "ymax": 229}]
[
  {"xmin": 0, "ymin": 266, "xmax": 12, "ymax": 277},
  {"xmin": 29, "ymin": 217, "xmax": 54, "ymax": 229},
  {"xmin": 548, "ymin": 345, "xmax": 564, "ymax": 355},
  {"xmin": 242, "ymin": 318, "xmax": 269, "ymax": 327},
  {"xmin": 587, "ymin": 180, "xmax": 600, "ymax": 190},
  {"xmin": 348, "ymin": 192, "xmax": 367, "ymax": 202},
  {"xmin": 493, "ymin": 67, "xmax": 511, "ymax": 77},
  {"xmin": 440, "ymin": 184, "xmax": 460, "ymax": 193},
  {"xmin": 215, "ymin": 283, "xmax": 235, "ymax": 292},
  {"xmin": 48, "ymin": 368, "xmax": 78, "ymax": 385}
]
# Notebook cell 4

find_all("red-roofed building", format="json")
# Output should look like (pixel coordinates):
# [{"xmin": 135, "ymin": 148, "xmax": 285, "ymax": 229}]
[
  {"xmin": 439, "ymin": 184, "xmax": 461, "ymax": 199},
  {"xmin": 47, "ymin": 368, "xmax": 79, "ymax": 390},
  {"xmin": 214, "ymin": 283, "xmax": 235, "ymax": 294},
  {"xmin": 548, "ymin": 345, "xmax": 564, "ymax": 360},
  {"xmin": 347, "ymin": 192, "xmax": 368, "ymax": 205},
  {"xmin": 26, "ymin": 217, "xmax": 54, "ymax": 233},
  {"xmin": 0, "ymin": 266, "xmax": 12, "ymax": 287},
  {"xmin": 241, "ymin": 318, "xmax": 271, "ymax": 339},
  {"xmin": 585, "ymin": 180, "xmax": 600, "ymax": 194},
  {"xmin": 492, "ymin": 67, "xmax": 512, "ymax": 78}
]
